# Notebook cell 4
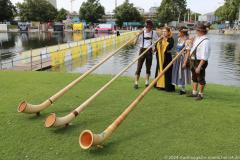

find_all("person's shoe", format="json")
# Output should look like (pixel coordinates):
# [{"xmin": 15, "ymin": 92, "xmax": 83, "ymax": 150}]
[
  {"xmin": 179, "ymin": 90, "xmax": 186, "ymax": 95},
  {"xmin": 187, "ymin": 93, "xmax": 198, "ymax": 97},
  {"xmin": 134, "ymin": 84, "xmax": 139, "ymax": 89},
  {"xmin": 196, "ymin": 94, "xmax": 204, "ymax": 101},
  {"xmin": 145, "ymin": 84, "xmax": 149, "ymax": 87}
]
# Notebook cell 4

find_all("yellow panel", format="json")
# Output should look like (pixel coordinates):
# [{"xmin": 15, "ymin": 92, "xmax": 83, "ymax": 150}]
[
  {"xmin": 72, "ymin": 46, "xmax": 81, "ymax": 60},
  {"xmin": 106, "ymin": 38, "xmax": 112, "ymax": 47},
  {"xmin": 73, "ymin": 32, "xmax": 83, "ymax": 41},
  {"xmin": 51, "ymin": 50, "xmax": 65, "ymax": 66},
  {"xmin": 116, "ymin": 36, "xmax": 121, "ymax": 45},
  {"xmin": 97, "ymin": 40, "xmax": 103, "ymax": 50},
  {"xmin": 91, "ymin": 42, "xmax": 98, "ymax": 56},
  {"xmin": 80, "ymin": 44, "xmax": 88, "ymax": 56},
  {"xmin": 73, "ymin": 23, "xmax": 84, "ymax": 31}
]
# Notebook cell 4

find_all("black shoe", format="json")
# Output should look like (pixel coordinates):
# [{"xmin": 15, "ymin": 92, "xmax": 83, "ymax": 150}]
[
  {"xmin": 179, "ymin": 90, "xmax": 186, "ymax": 95},
  {"xmin": 145, "ymin": 84, "xmax": 149, "ymax": 87},
  {"xmin": 196, "ymin": 94, "xmax": 204, "ymax": 101},
  {"xmin": 187, "ymin": 93, "xmax": 198, "ymax": 97},
  {"xmin": 134, "ymin": 84, "xmax": 139, "ymax": 89}
]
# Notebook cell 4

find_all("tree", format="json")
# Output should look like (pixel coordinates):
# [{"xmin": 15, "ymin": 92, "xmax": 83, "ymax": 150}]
[
  {"xmin": 157, "ymin": 0, "xmax": 175, "ymax": 24},
  {"xmin": 56, "ymin": 8, "xmax": 68, "ymax": 22},
  {"xmin": 172, "ymin": 0, "xmax": 187, "ymax": 21},
  {"xmin": 215, "ymin": 6, "xmax": 227, "ymax": 21},
  {"xmin": 157, "ymin": 0, "xmax": 187, "ymax": 24},
  {"xmin": 17, "ymin": 0, "xmax": 57, "ymax": 22},
  {"xmin": 114, "ymin": 0, "xmax": 143, "ymax": 27},
  {"xmin": 215, "ymin": 0, "xmax": 240, "ymax": 22},
  {"xmin": 79, "ymin": 0, "xmax": 105, "ymax": 24},
  {"xmin": 0, "ymin": 0, "xmax": 16, "ymax": 22}
]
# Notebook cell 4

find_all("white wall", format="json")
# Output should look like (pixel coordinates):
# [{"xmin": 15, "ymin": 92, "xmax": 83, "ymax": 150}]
[{"xmin": 0, "ymin": 24, "xmax": 8, "ymax": 32}]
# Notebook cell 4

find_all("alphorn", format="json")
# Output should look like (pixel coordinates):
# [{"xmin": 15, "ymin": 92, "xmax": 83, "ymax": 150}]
[
  {"xmin": 44, "ymin": 37, "xmax": 162, "ymax": 128},
  {"xmin": 17, "ymin": 32, "xmax": 140, "ymax": 115},
  {"xmin": 79, "ymin": 46, "xmax": 187, "ymax": 150}
]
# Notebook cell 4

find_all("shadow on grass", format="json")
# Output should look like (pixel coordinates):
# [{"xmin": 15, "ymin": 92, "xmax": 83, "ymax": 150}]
[
  {"xmin": 19, "ymin": 113, "xmax": 48, "ymax": 121},
  {"xmin": 88, "ymin": 128, "xmax": 149, "ymax": 155},
  {"xmin": 51, "ymin": 118, "xmax": 100, "ymax": 134},
  {"xmin": 52, "ymin": 124, "xmax": 80, "ymax": 134},
  {"xmin": 88, "ymin": 110, "xmax": 198, "ymax": 155},
  {"xmin": 27, "ymin": 113, "xmax": 48, "ymax": 120}
]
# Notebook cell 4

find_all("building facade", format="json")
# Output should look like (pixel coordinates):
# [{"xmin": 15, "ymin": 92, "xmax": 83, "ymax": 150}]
[
  {"xmin": 47, "ymin": 0, "xmax": 57, "ymax": 8},
  {"xmin": 198, "ymin": 12, "xmax": 218, "ymax": 23}
]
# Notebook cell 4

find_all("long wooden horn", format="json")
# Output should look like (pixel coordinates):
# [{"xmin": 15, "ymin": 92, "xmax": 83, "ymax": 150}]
[
  {"xmin": 79, "ymin": 46, "xmax": 187, "ymax": 150},
  {"xmin": 17, "ymin": 32, "xmax": 140, "ymax": 115},
  {"xmin": 44, "ymin": 37, "xmax": 162, "ymax": 128}
]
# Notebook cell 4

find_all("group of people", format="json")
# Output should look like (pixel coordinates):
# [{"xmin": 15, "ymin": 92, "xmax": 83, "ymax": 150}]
[{"xmin": 134, "ymin": 19, "xmax": 211, "ymax": 101}]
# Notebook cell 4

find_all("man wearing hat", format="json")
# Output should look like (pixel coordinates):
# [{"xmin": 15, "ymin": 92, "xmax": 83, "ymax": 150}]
[
  {"xmin": 134, "ymin": 19, "xmax": 159, "ymax": 89},
  {"xmin": 187, "ymin": 23, "xmax": 211, "ymax": 100}
]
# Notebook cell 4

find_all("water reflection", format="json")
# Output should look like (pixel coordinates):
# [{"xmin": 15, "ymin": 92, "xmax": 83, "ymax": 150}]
[
  {"xmin": 207, "ymin": 34, "xmax": 240, "ymax": 86},
  {"xmin": 0, "ymin": 31, "xmax": 98, "ymax": 58},
  {"xmin": 56, "ymin": 33, "xmax": 240, "ymax": 86},
  {"xmin": 1, "ymin": 31, "xmax": 240, "ymax": 86}
]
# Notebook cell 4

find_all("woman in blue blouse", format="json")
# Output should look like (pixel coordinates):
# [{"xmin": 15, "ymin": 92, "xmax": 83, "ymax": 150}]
[{"xmin": 172, "ymin": 26, "xmax": 191, "ymax": 95}]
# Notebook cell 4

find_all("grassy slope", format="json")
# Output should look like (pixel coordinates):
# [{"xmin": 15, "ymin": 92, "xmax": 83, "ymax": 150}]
[{"xmin": 0, "ymin": 71, "xmax": 240, "ymax": 160}]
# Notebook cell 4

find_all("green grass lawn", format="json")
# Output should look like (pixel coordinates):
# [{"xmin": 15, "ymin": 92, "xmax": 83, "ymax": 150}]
[{"xmin": 0, "ymin": 71, "xmax": 240, "ymax": 160}]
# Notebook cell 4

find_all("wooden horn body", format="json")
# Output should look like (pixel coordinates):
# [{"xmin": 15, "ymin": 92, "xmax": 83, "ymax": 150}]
[
  {"xmin": 44, "ymin": 37, "xmax": 162, "ymax": 128},
  {"xmin": 18, "ymin": 32, "xmax": 139, "ymax": 114},
  {"xmin": 79, "ymin": 46, "xmax": 186, "ymax": 149}
]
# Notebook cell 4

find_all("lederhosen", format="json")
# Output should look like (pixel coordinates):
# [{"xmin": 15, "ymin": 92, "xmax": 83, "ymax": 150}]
[
  {"xmin": 135, "ymin": 31, "xmax": 154, "ymax": 75},
  {"xmin": 190, "ymin": 38, "xmax": 209, "ymax": 85}
]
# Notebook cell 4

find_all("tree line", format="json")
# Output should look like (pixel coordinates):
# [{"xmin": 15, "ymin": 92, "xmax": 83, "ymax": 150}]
[
  {"xmin": 215, "ymin": 0, "xmax": 240, "ymax": 22},
  {"xmin": 1, "ymin": 0, "xmax": 192, "ymax": 26}
]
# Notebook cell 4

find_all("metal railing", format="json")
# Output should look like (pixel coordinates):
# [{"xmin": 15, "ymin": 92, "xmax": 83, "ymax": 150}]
[{"xmin": 0, "ymin": 32, "xmax": 133, "ymax": 71}]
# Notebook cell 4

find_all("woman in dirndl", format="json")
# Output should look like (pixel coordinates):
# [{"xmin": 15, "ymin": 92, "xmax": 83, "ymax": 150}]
[{"xmin": 172, "ymin": 26, "xmax": 191, "ymax": 95}]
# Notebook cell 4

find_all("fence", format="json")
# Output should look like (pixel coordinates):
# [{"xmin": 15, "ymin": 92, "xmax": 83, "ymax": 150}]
[{"xmin": 0, "ymin": 31, "xmax": 137, "ymax": 71}]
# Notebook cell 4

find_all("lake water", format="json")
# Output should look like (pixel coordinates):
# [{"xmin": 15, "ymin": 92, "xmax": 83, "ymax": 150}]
[
  {"xmin": 1, "ymin": 32, "xmax": 239, "ymax": 86},
  {"xmin": 51, "ymin": 33, "xmax": 240, "ymax": 86},
  {"xmin": 0, "ymin": 31, "xmax": 105, "ymax": 59}
]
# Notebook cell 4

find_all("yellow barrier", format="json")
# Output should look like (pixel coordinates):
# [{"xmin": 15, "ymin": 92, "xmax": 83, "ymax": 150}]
[
  {"xmin": 72, "ymin": 46, "xmax": 81, "ymax": 59},
  {"xmin": 51, "ymin": 50, "xmax": 65, "ymax": 66},
  {"xmin": 73, "ymin": 23, "xmax": 84, "ymax": 31},
  {"xmin": 73, "ymin": 32, "xmax": 83, "ymax": 41},
  {"xmin": 80, "ymin": 44, "xmax": 88, "ymax": 56},
  {"xmin": 18, "ymin": 32, "xmax": 137, "ymax": 67},
  {"xmin": 91, "ymin": 42, "xmax": 98, "ymax": 56}
]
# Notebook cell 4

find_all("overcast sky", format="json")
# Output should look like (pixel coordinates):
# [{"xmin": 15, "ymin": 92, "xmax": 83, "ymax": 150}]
[{"xmin": 10, "ymin": 0, "xmax": 225, "ymax": 14}]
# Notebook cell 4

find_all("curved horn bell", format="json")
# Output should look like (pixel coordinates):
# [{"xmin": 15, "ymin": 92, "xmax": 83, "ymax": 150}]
[
  {"xmin": 79, "ymin": 46, "xmax": 187, "ymax": 149},
  {"xmin": 44, "ymin": 37, "xmax": 162, "ymax": 128},
  {"xmin": 18, "ymin": 33, "xmax": 139, "ymax": 115}
]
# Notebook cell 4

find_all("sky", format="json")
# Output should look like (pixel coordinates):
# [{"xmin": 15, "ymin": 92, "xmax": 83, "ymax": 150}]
[{"xmin": 10, "ymin": 0, "xmax": 225, "ymax": 14}]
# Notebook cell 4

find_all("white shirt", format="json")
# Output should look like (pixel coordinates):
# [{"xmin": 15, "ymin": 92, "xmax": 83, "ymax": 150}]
[
  {"xmin": 190, "ymin": 35, "xmax": 211, "ymax": 61},
  {"xmin": 136, "ymin": 29, "xmax": 159, "ymax": 49}
]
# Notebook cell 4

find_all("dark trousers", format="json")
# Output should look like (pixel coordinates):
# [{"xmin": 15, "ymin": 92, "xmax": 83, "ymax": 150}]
[
  {"xmin": 191, "ymin": 60, "xmax": 208, "ymax": 85},
  {"xmin": 135, "ymin": 48, "xmax": 153, "ymax": 76}
]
